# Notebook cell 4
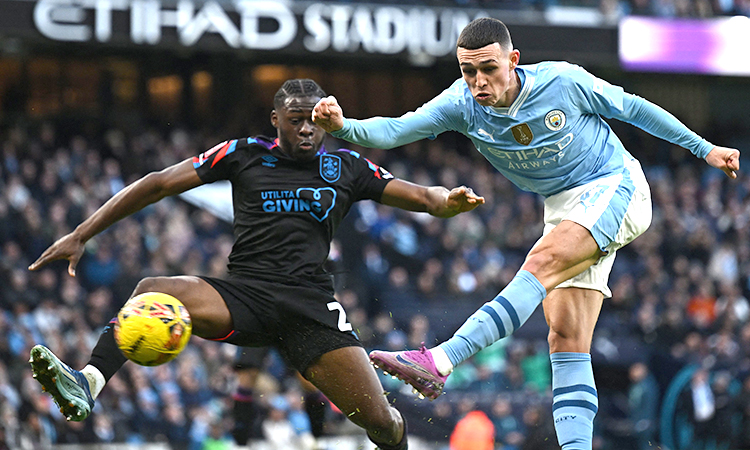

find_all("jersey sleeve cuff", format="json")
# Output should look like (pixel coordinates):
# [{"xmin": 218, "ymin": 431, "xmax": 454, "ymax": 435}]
[
  {"xmin": 330, "ymin": 119, "xmax": 351, "ymax": 139},
  {"xmin": 694, "ymin": 140, "xmax": 714, "ymax": 159}
]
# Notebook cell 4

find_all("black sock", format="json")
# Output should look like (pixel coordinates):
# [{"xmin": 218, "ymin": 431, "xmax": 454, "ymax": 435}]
[
  {"xmin": 232, "ymin": 387, "xmax": 261, "ymax": 444},
  {"xmin": 304, "ymin": 390, "xmax": 327, "ymax": 437},
  {"xmin": 368, "ymin": 410, "xmax": 408, "ymax": 450},
  {"xmin": 87, "ymin": 319, "xmax": 128, "ymax": 382}
]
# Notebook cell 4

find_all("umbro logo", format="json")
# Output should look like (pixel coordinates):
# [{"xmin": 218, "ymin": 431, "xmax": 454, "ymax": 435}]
[{"xmin": 261, "ymin": 155, "xmax": 278, "ymax": 167}]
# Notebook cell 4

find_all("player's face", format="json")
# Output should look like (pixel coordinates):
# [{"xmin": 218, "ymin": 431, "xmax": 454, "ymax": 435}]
[
  {"xmin": 271, "ymin": 95, "xmax": 326, "ymax": 161},
  {"xmin": 457, "ymin": 43, "xmax": 521, "ymax": 108}
]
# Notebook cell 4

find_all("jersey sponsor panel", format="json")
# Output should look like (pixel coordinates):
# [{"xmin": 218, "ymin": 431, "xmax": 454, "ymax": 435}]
[{"xmin": 260, "ymin": 188, "xmax": 337, "ymax": 222}]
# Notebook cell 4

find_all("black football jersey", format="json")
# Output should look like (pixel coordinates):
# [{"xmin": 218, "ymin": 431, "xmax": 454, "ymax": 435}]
[{"xmin": 192, "ymin": 136, "xmax": 394, "ymax": 288}]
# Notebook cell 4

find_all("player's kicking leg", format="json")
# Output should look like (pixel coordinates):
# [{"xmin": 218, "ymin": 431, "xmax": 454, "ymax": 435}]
[
  {"xmin": 30, "ymin": 275, "xmax": 232, "ymax": 421},
  {"xmin": 369, "ymin": 266, "xmax": 551, "ymax": 399},
  {"xmin": 304, "ymin": 346, "xmax": 408, "ymax": 450},
  {"xmin": 370, "ymin": 221, "xmax": 602, "ymax": 399}
]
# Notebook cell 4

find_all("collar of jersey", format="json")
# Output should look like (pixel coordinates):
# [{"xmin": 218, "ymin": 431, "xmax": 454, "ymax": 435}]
[
  {"xmin": 264, "ymin": 139, "xmax": 294, "ymax": 162},
  {"xmin": 488, "ymin": 68, "xmax": 534, "ymax": 118},
  {"xmin": 265, "ymin": 139, "xmax": 329, "ymax": 163}
]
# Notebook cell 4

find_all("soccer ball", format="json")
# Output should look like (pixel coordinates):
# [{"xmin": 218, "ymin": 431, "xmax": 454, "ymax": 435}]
[{"xmin": 114, "ymin": 292, "xmax": 192, "ymax": 366}]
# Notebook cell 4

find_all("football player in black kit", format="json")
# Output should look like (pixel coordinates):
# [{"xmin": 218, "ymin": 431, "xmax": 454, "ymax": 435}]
[{"xmin": 27, "ymin": 79, "xmax": 485, "ymax": 449}]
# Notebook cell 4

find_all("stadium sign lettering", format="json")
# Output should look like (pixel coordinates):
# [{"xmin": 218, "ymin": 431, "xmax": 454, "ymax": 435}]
[{"xmin": 32, "ymin": 0, "xmax": 482, "ymax": 57}]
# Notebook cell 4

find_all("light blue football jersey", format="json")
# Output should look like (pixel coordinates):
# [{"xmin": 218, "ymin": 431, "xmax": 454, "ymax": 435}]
[{"xmin": 332, "ymin": 61, "xmax": 714, "ymax": 197}]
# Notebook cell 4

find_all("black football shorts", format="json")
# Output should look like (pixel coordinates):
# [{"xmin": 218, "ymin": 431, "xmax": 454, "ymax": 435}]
[
  {"xmin": 198, "ymin": 275, "xmax": 362, "ymax": 373},
  {"xmin": 234, "ymin": 347, "xmax": 270, "ymax": 370}
]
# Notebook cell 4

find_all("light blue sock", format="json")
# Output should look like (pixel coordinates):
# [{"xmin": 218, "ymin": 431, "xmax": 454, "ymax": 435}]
[
  {"xmin": 551, "ymin": 352, "xmax": 598, "ymax": 450},
  {"xmin": 439, "ymin": 270, "xmax": 546, "ymax": 366}
]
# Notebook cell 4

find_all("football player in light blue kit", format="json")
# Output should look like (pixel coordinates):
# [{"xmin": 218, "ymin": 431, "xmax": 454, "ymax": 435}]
[{"xmin": 313, "ymin": 17, "xmax": 741, "ymax": 450}]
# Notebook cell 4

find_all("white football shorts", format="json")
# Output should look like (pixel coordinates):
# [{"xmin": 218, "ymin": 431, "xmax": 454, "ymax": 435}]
[{"xmin": 540, "ymin": 156, "xmax": 652, "ymax": 298}]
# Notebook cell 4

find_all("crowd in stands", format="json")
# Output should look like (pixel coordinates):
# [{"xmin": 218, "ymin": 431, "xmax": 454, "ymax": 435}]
[{"xmin": 0, "ymin": 109, "xmax": 748, "ymax": 450}]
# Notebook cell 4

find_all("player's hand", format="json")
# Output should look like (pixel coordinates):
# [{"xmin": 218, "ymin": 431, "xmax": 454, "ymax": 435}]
[
  {"xmin": 28, "ymin": 231, "xmax": 86, "ymax": 276},
  {"xmin": 705, "ymin": 146, "xmax": 740, "ymax": 179},
  {"xmin": 312, "ymin": 96, "xmax": 345, "ymax": 133},
  {"xmin": 446, "ymin": 186, "xmax": 485, "ymax": 214}
]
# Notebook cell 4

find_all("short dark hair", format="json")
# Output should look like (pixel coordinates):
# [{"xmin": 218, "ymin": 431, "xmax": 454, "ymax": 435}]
[
  {"xmin": 273, "ymin": 79, "xmax": 326, "ymax": 109},
  {"xmin": 456, "ymin": 18, "xmax": 512, "ymax": 51}
]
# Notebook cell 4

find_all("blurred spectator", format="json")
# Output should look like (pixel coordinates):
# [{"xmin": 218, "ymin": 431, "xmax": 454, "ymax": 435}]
[
  {"xmin": 686, "ymin": 368, "xmax": 716, "ymax": 448},
  {"xmin": 715, "ymin": 282, "xmax": 750, "ymax": 327},
  {"xmin": 519, "ymin": 404, "xmax": 558, "ymax": 450},
  {"xmin": 381, "ymin": 266, "xmax": 421, "ymax": 324},
  {"xmin": 627, "ymin": 362, "xmax": 659, "ymax": 450},
  {"xmin": 733, "ymin": 375, "xmax": 750, "ymax": 449},
  {"xmin": 407, "ymin": 314, "xmax": 437, "ymax": 349},
  {"xmin": 201, "ymin": 420, "xmax": 232, "ymax": 450},
  {"xmin": 490, "ymin": 396, "xmax": 523, "ymax": 449},
  {"xmin": 449, "ymin": 410, "xmax": 494, "ymax": 450},
  {"xmin": 519, "ymin": 341, "xmax": 552, "ymax": 394},
  {"xmin": 261, "ymin": 395, "xmax": 314, "ymax": 450},
  {"xmin": 710, "ymin": 372, "xmax": 735, "ymax": 449},
  {"xmin": 686, "ymin": 280, "xmax": 718, "ymax": 329}
]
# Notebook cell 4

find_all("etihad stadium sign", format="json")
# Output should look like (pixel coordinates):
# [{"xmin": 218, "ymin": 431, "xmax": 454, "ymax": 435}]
[{"xmin": 29, "ymin": 0, "xmax": 486, "ymax": 57}]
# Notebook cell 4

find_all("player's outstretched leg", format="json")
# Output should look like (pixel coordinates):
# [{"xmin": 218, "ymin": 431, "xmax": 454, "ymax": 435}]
[
  {"xmin": 30, "ymin": 311, "xmax": 127, "ymax": 421},
  {"xmin": 29, "ymin": 345, "xmax": 96, "ymax": 421},
  {"xmin": 305, "ymin": 346, "xmax": 408, "ymax": 449},
  {"xmin": 370, "ymin": 269, "xmax": 547, "ymax": 399},
  {"xmin": 31, "ymin": 275, "xmax": 233, "ymax": 421}
]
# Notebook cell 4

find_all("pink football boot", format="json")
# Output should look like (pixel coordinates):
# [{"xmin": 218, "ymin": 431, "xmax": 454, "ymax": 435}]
[{"xmin": 369, "ymin": 344, "xmax": 448, "ymax": 400}]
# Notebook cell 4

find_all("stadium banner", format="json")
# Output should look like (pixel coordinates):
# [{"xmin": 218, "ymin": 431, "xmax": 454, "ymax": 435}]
[
  {"xmin": 1, "ymin": 0, "xmax": 486, "ymax": 58},
  {"xmin": 619, "ymin": 16, "xmax": 750, "ymax": 76},
  {"xmin": 0, "ymin": 0, "xmax": 618, "ymax": 64}
]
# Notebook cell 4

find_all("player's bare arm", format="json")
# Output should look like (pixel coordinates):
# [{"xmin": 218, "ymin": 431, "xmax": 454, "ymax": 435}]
[
  {"xmin": 705, "ymin": 145, "xmax": 741, "ymax": 179},
  {"xmin": 380, "ymin": 179, "xmax": 485, "ymax": 218},
  {"xmin": 29, "ymin": 159, "xmax": 204, "ymax": 276},
  {"xmin": 312, "ymin": 96, "xmax": 345, "ymax": 133}
]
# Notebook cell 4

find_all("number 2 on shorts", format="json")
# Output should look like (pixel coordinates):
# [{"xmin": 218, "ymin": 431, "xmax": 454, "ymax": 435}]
[{"xmin": 327, "ymin": 301, "xmax": 353, "ymax": 332}]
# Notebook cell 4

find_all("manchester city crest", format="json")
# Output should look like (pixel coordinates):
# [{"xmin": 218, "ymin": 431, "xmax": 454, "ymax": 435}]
[
  {"xmin": 319, "ymin": 154, "xmax": 341, "ymax": 183},
  {"xmin": 545, "ymin": 110, "xmax": 566, "ymax": 131}
]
